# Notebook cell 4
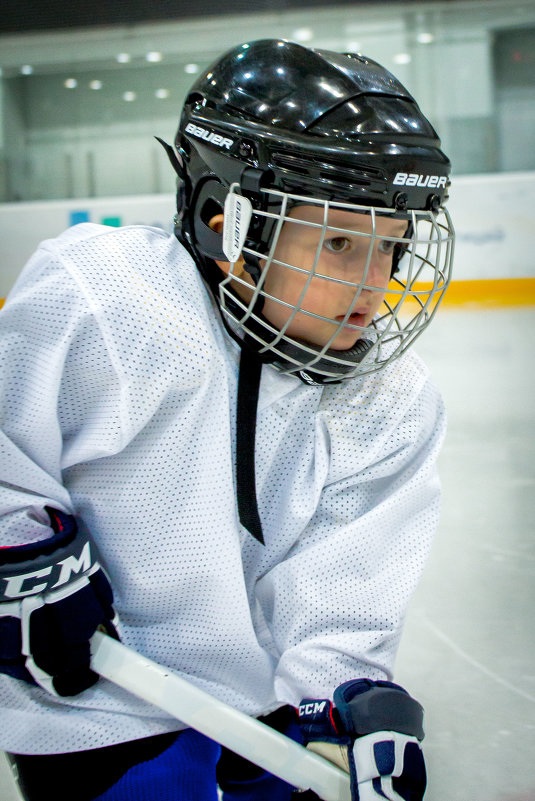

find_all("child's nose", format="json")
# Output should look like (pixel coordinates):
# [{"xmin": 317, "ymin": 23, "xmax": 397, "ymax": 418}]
[{"xmin": 363, "ymin": 251, "xmax": 390, "ymax": 288}]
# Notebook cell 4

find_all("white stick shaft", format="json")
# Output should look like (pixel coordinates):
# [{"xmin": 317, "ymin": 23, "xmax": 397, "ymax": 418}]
[{"xmin": 90, "ymin": 632, "xmax": 351, "ymax": 801}]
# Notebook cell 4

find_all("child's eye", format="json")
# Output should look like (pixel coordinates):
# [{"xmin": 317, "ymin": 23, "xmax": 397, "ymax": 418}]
[
  {"xmin": 324, "ymin": 236, "xmax": 351, "ymax": 253},
  {"xmin": 378, "ymin": 239, "xmax": 396, "ymax": 255}
]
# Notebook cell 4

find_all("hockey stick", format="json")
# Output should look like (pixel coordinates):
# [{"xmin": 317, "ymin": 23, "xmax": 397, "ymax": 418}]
[{"xmin": 90, "ymin": 631, "xmax": 351, "ymax": 801}]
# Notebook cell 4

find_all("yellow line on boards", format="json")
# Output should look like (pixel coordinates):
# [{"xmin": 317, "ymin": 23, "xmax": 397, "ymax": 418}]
[
  {"xmin": 1, "ymin": 278, "xmax": 535, "ymax": 312},
  {"xmin": 389, "ymin": 277, "xmax": 535, "ymax": 311},
  {"xmin": 438, "ymin": 277, "xmax": 535, "ymax": 307},
  {"xmin": 400, "ymin": 277, "xmax": 535, "ymax": 308}
]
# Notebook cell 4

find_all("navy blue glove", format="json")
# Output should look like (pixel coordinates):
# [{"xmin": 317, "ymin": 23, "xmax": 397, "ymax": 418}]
[
  {"xmin": 298, "ymin": 679, "xmax": 426, "ymax": 800},
  {"xmin": 0, "ymin": 507, "xmax": 119, "ymax": 696}
]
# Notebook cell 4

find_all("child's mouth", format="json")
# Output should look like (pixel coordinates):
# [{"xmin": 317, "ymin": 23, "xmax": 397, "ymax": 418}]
[{"xmin": 335, "ymin": 311, "xmax": 368, "ymax": 328}]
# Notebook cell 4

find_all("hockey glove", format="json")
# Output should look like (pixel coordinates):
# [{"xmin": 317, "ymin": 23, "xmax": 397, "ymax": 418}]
[
  {"xmin": 0, "ymin": 507, "xmax": 119, "ymax": 696},
  {"xmin": 298, "ymin": 679, "xmax": 426, "ymax": 800}
]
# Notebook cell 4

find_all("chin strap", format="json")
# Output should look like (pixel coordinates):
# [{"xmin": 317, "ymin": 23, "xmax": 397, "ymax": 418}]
[{"xmin": 236, "ymin": 346, "xmax": 264, "ymax": 544}]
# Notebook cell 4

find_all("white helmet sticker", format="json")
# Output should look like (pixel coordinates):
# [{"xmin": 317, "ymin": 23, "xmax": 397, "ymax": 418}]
[{"xmin": 223, "ymin": 191, "xmax": 253, "ymax": 263}]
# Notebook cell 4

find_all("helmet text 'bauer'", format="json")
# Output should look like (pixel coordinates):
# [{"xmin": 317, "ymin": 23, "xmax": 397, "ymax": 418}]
[
  {"xmin": 393, "ymin": 172, "xmax": 447, "ymax": 188},
  {"xmin": 185, "ymin": 122, "xmax": 234, "ymax": 150}
]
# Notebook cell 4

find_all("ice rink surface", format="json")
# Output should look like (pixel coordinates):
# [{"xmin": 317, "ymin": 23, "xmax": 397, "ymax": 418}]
[
  {"xmin": 1, "ymin": 306, "xmax": 534, "ymax": 801},
  {"xmin": 396, "ymin": 306, "xmax": 535, "ymax": 801}
]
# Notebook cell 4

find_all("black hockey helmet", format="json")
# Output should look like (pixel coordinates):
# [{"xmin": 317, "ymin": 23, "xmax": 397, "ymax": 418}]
[
  {"xmin": 170, "ymin": 38, "xmax": 450, "ymax": 267},
  {"xmin": 160, "ymin": 38, "xmax": 454, "ymax": 386}
]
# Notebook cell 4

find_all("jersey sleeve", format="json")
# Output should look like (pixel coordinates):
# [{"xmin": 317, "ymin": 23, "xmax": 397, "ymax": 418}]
[
  {"xmin": 0, "ymin": 239, "xmax": 124, "ymax": 547},
  {"xmin": 256, "ymin": 370, "xmax": 446, "ymax": 706}
]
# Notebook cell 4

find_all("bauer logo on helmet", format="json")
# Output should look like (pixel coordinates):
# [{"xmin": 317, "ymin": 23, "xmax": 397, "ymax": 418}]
[
  {"xmin": 393, "ymin": 172, "xmax": 448, "ymax": 189},
  {"xmin": 184, "ymin": 122, "xmax": 234, "ymax": 150}
]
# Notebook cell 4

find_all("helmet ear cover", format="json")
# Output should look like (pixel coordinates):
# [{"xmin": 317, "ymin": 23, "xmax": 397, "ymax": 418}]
[
  {"xmin": 191, "ymin": 178, "xmax": 228, "ymax": 261},
  {"xmin": 191, "ymin": 163, "xmax": 282, "ymax": 282}
]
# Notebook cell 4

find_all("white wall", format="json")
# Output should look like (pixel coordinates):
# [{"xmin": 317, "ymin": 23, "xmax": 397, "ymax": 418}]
[
  {"xmin": 446, "ymin": 171, "xmax": 535, "ymax": 281},
  {"xmin": 0, "ymin": 193, "xmax": 175, "ymax": 297},
  {"xmin": 1, "ymin": 171, "xmax": 534, "ymax": 299}
]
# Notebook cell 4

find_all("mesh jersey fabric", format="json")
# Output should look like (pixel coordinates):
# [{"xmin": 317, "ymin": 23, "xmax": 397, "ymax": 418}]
[{"xmin": 0, "ymin": 224, "xmax": 446, "ymax": 754}]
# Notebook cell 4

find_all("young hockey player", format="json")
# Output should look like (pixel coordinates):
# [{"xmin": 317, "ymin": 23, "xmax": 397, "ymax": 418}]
[{"xmin": 0, "ymin": 39, "xmax": 454, "ymax": 801}]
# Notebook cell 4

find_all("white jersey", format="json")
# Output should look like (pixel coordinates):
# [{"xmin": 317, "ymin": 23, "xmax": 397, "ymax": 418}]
[{"xmin": 0, "ymin": 224, "xmax": 445, "ymax": 754}]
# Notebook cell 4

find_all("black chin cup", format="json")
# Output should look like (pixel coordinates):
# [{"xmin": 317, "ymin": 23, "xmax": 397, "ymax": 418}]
[
  {"xmin": 269, "ymin": 333, "xmax": 374, "ymax": 385},
  {"xmin": 224, "ymin": 291, "xmax": 373, "ymax": 385}
]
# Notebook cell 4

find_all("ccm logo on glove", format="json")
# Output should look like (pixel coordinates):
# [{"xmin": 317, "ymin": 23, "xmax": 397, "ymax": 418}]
[
  {"xmin": 298, "ymin": 679, "xmax": 427, "ymax": 801},
  {"xmin": 0, "ymin": 507, "xmax": 119, "ymax": 696},
  {"xmin": 1, "ymin": 539, "xmax": 93, "ymax": 599},
  {"xmin": 298, "ymin": 701, "xmax": 327, "ymax": 716}
]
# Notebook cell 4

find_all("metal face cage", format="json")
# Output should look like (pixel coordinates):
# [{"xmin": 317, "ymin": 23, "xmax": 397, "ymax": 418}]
[{"xmin": 219, "ymin": 185, "xmax": 455, "ymax": 384}]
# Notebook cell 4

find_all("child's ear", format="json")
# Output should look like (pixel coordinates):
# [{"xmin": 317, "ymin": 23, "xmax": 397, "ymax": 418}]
[{"xmin": 208, "ymin": 214, "xmax": 247, "ymax": 276}]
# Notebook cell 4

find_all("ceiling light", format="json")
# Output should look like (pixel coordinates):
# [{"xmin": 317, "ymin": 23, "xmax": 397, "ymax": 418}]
[
  {"xmin": 64, "ymin": 78, "xmax": 78, "ymax": 89},
  {"xmin": 116, "ymin": 53, "xmax": 131, "ymax": 63},
  {"xmin": 146, "ymin": 51, "xmax": 162, "ymax": 63},
  {"xmin": 89, "ymin": 80, "xmax": 103, "ymax": 90},
  {"xmin": 21, "ymin": 65, "xmax": 33, "ymax": 75},
  {"xmin": 292, "ymin": 27, "xmax": 314, "ymax": 42},
  {"xmin": 185, "ymin": 63, "xmax": 199, "ymax": 74},
  {"xmin": 417, "ymin": 32, "xmax": 434, "ymax": 44},
  {"xmin": 155, "ymin": 88, "xmax": 169, "ymax": 99},
  {"xmin": 393, "ymin": 53, "xmax": 411, "ymax": 65},
  {"xmin": 123, "ymin": 91, "xmax": 136, "ymax": 101}
]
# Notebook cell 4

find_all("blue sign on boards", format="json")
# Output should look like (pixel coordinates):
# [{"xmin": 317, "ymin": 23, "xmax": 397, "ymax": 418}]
[{"xmin": 69, "ymin": 210, "xmax": 90, "ymax": 226}]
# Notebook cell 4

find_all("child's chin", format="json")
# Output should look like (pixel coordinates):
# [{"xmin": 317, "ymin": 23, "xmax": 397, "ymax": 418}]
[
  {"xmin": 324, "ymin": 332, "xmax": 364, "ymax": 352},
  {"xmin": 282, "ymin": 321, "xmax": 362, "ymax": 352}
]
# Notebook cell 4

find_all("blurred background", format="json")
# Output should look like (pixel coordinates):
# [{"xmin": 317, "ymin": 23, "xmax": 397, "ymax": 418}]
[
  {"xmin": 1, "ymin": 0, "xmax": 535, "ymax": 298},
  {"xmin": 1, "ymin": 0, "xmax": 535, "ymax": 201},
  {"xmin": 0, "ymin": 2, "xmax": 534, "ymax": 800}
]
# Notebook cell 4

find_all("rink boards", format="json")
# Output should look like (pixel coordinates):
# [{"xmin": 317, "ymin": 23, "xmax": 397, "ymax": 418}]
[{"xmin": 1, "ymin": 171, "xmax": 534, "ymax": 308}]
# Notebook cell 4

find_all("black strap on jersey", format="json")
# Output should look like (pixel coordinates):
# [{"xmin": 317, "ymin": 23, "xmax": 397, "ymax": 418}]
[{"xmin": 236, "ymin": 345, "xmax": 264, "ymax": 544}]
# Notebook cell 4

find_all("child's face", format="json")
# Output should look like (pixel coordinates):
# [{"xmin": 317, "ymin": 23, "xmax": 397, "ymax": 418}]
[
  {"xmin": 215, "ymin": 204, "xmax": 407, "ymax": 352},
  {"xmin": 259, "ymin": 205, "xmax": 407, "ymax": 351}
]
